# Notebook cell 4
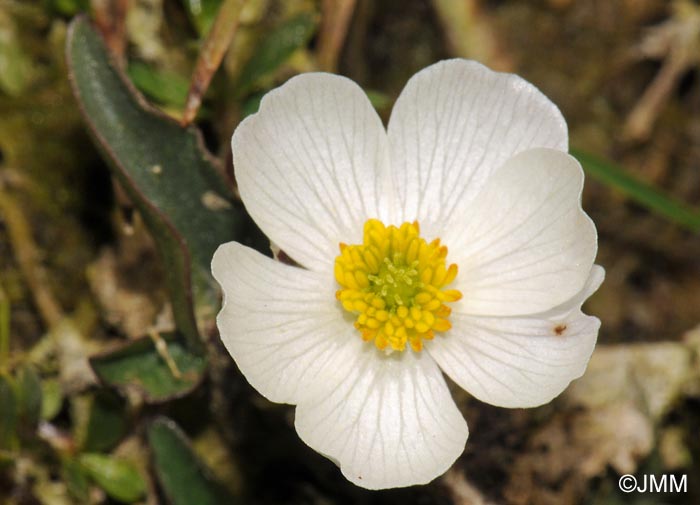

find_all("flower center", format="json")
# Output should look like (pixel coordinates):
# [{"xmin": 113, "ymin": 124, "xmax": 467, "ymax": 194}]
[{"xmin": 334, "ymin": 219, "xmax": 462, "ymax": 353}]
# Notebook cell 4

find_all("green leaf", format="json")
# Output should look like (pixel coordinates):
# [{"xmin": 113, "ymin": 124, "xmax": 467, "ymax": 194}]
[
  {"xmin": 62, "ymin": 457, "xmax": 91, "ymax": 503},
  {"xmin": 366, "ymin": 89, "xmax": 391, "ymax": 111},
  {"xmin": 236, "ymin": 12, "xmax": 318, "ymax": 95},
  {"xmin": 16, "ymin": 365, "xmax": 42, "ymax": 431},
  {"xmin": 182, "ymin": 0, "xmax": 223, "ymax": 35},
  {"xmin": 79, "ymin": 453, "xmax": 146, "ymax": 503},
  {"xmin": 76, "ymin": 391, "xmax": 127, "ymax": 453},
  {"xmin": 127, "ymin": 61, "xmax": 189, "ymax": 108},
  {"xmin": 572, "ymin": 149, "xmax": 700, "ymax": 233},
  {"xmin": 90, "ymin": 336, "xmax": 206, "ymax": 403},
  {"xmin": 0, "ymin": 374, "xmax": 17, "ymax": 450},
  {"xmin": 240, "ymin": 91, "xmax": 264, "ymax": 118},
  {"xmin": 66, "ymin": 17, "xmax": 251, "ymax": 351},
  {"xmin": 0, "ymin": 12, "xmax": 34, "ymax": 96},
  {"xmin": 148, "ymin": 417, "xmax": 237, "ymax": 505},
  {"xmin": 49, "ymin": 0, "xmax": 90, "ymax": 16},
  {"xmin": 40, "ymin": 378, "xmax": 63, "ymax": 421}
]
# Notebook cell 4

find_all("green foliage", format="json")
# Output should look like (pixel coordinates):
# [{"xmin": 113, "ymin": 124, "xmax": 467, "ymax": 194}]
[
  {"xmin": 79, "ymin": 452, "xmax": 147, "ymax": 503},
  {"xmin": 365, "ymin": 89, "xmax": 392, "ymax": 111},
  {"xmin": 66, "ymin": 17, "xmax": 249, "ymax": 351},
  {"xmin": 148, "ymin": 417, "xmax": 237, "ymax": 505},
  {"xmin": 40, "ymin": 378, "xmax": 63, "ymax": 421},
  {"xmin": 181, "ymin": 0, "xmax": 223, "ymax": 35},
  {"xmin": 90, "ymin": 336, "xmax": 206, "ymax": 403},
  {"xmin": 62, "ymin": 457, "xmax": 91, "ymax": 502},
  {"xmin": 573, "ymin": 149, "xmax": 700, "ymax": 233},
  {"xmin": 4, "ymin": 2, "xmax": 698, "ymax": 503},
  {"xmin": 0, "ymin": 11, "xmax": 35, "ymax": 96},
  {"xmin": 0, "ymin": 366, "xmax": 43, "ymax": 448},
  {"xmin": 77, "ymin": 391, "xmax": 128, "ymax": 453},
  {"xmin": 127, "ymin": 61, "xmax": 190, "ymax": 108},
  {"xmin": 48, "ymin": 0, "xmax": 90, "ymax": 16},
  {"xmin": 0, "ymin": 374, "xmax": 17, "ymax": 451},
  {"xmin": 236, "ymin": 11, "xmax": 318, "ymax": 95},
  {"xmin": 15, "ymin": 365, "xmax": 42, "ymax": 432}
]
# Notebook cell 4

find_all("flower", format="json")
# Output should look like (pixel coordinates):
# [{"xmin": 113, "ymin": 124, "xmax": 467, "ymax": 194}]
[{"xmin": 212, "ymin": 59, "xmax": 603, "ymax": 490}]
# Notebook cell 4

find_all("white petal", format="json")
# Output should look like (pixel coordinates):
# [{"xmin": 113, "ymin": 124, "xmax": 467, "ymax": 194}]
[
  {"xmin": 449, "ymin": 148, "xmax": 597, "ymax": 316},
  {"xmin": 538, "ymin": 264, "xmax": 605, "ymax": 319},
  {"xmin": 427, "ymin": 268, "xmax": 603, "ymax": 408},
  {"xmin": 295, "ymin": 349, "xmax": 468, "ymax": 490},
  {"xmin": 232, "ymin": 73, "xmax": 391, "ymax": 272},
  {"xmin": 387, "ymin": 59, "xmax": 567, "ymax": 234},
  {"xmin": 212, "ymin": 241, "xmax": 355, "ymax": 404}
]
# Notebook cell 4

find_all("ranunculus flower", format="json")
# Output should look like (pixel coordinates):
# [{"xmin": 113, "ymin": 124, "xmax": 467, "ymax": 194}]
[{"xmin": 212, "ymin": 59, "xmax": 603, "ymax": 490}]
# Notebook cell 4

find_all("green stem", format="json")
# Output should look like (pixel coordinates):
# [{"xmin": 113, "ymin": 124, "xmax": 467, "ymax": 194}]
[{"xmin": 572, "ymin": 148, "xmax": 700, "ymax": 233}]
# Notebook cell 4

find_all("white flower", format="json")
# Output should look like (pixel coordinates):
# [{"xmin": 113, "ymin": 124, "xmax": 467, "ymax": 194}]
[{"xmin": 212, "ymin": 59, "xmax": 603, "ymax": 490}]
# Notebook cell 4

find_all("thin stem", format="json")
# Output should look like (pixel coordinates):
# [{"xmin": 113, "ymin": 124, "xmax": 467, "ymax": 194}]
[{"xmin": 572, "ymin": 148, "xmax": 700, "ymax": 233}]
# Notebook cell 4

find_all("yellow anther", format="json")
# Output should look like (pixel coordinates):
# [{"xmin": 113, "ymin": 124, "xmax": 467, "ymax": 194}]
[
  {"xmin": 353, "ymin": 300, "xmax": 368, "ymax": 312},
  {"xmin": 425, "ymin": 299, "xmax": 441, "ymax": 311},
  {"xmin": 355, "ymin": 270, "xmax": 369, "ymax": 288},
  {"xmin": 384, "ymin": 322, "xmax": 395, "ymax": 336},
  {"xmin": 443, "ymin": 289, "xmax": 463, "ymax": 302},
  {"xmin": 409, "ymin": 337, "xmax": 423, "ymax": 352},
  {"xmin": 420, "ymin": 268, "xmax": 433, "ymax": 285},
  {"xmin": 415, "ymin": 322, "xmax": 430, "ymax": 333},
  {"xmin": 334, "ymin": 219, "xmax": 461, "ymax": 353},
  {"xmin": 443, "ymin": 264, "xmax": 458, "ymax": 286},
  {"xmin": 436, "ymin": 305, "xmax": 451, "ymax": 317},
  {"xmin": 433, "ymin": 318, "xmax": 452, "ymax": 332},
  {"xmin": 415, "ymin": 292, "xmax": 432, "ymax": 305}
]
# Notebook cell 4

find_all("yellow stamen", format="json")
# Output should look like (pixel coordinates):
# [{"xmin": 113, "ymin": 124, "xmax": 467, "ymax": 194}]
[{"xmin": 334, "ymin": 219, "xmax": 461, "ymax": 353}]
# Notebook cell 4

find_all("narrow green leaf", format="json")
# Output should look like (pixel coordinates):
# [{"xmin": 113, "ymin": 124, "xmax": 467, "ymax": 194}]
[
  {"xmin": 90, "ymin": 336, "xmax": 206, "ymax": 403},
  {"xmin": 40, "ymin": 378, "xmax": 63, "ymax": 421},
  {"xmin": 79, "ymin": 453, "xmax": 146, "ymax": 503},
  {"xmin": 16, "ymin": 365, "xmax": 42, "ymax": 431},
  {"xmin": 182, "ymin": 0, "xmax": 224, "ymax": 35},
  {"xmin": 66, "ymin": 17, "xmax": 253, "ymax": 351},
  {"xmin": 0, "ymin": 12, "xmax": 34, "ymax": 96},
  {"xmin": 572, "ymin": 149, "xmax": 700, "ymax": 233},
  {"xmin": 49, "ymin": 0, "xmax": 90, "ymax": 16},
  {"xmin": 149, "ymin": 417, "xmax": 237, "ymax": 505},
  {"xmin": 0, "ymin": 374, "xmax": 17, "ymax": 450},
  {"xmin": 236, "ymin": 12, "xmax": 318, "ymax": 95},
  {"xmin": 127, "ymin": 62, "xmax": 189, "ymax": 108},
  {"xmin": 62, "ymin": 457, "xmax": 91, "ymax": 503},
  {"xmin": 78, "ymin": 391, "xmax": 128, "ymax": 453}
]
